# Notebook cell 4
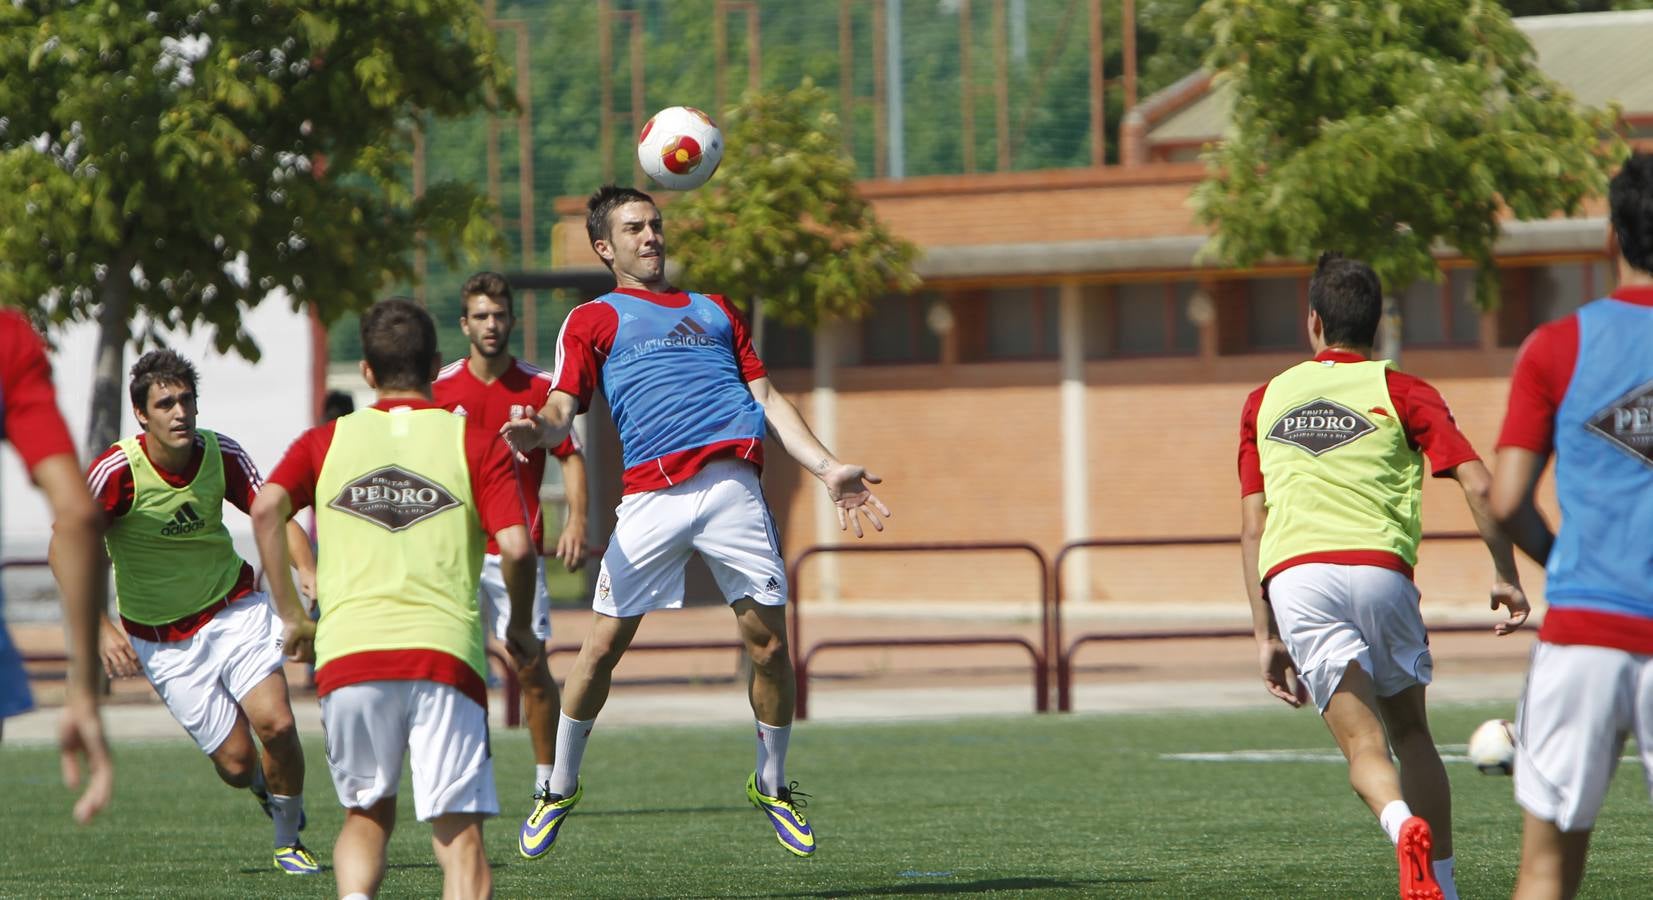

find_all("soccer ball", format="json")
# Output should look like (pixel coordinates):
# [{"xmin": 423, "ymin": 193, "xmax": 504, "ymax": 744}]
[
  {"xmin": 1467, "ymin": 718, "xmax": 1516, "ymax": 775},
  {"xmin": 637, "ymin": 106, "xmax": 724, "ymax": 191}
]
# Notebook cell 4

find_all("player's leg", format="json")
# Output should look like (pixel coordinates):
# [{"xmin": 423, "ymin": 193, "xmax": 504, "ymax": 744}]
[
  {"xmin": 335, "ymin": 798, "xmax": 396, "ymax": 899},
  {"xmin": 1377, "ymin": 685, "xmax": 1454, "ymax": 885},
  {"xmin": 733, "ymin": 599, "xmax": 794, "ymax": 743},
  {"xmin": 431, "ymin": 814, "xmax": 491, "ymax": 900},
  {"xmin": 323, "ymin": 682, "xmax": 413, "ymax": 894},
  {"xmin": 406, "ymin": 679, "xmax": 497, "ymax": 891},
  {"xmin": 1512, "ymin": 813, "xmax": 1591, "ymax": 900},
  {"xmin": 219, "ymin": 595, "xmax": 309, "ymax": 854}
]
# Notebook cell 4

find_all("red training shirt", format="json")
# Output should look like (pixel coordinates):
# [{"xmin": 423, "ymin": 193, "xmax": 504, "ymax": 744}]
[
  {"xmin": 1238, "ymin": 349, "xmax": 1481, "ymax": 582},
  {"xmin": 0, "ymin": 310, "xmax": 76, "ymax": 470},
  {"xmin": 433, "ymin": 356, "xmax": 580, "ymax": 556},
  {"xmin": 551, "ymin": 286, "xmax": 767, "ymax": 493},
  {"xmin": 265, "ymin": 398, "xmax": 526, "ymax": 707}
]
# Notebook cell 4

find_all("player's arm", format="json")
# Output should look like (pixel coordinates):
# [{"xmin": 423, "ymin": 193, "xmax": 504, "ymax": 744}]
[
  {"xmin": 249, "ymin": 485, "xmax": 316, "ymax": 662},
  {"xmin": 38, "ymin": 453, "xmax": 116, "ymax": 824},
  {"xmin": 1240, "ymin": 491, "xmax": 1305, "ymax": 708},
  {"xmin": 747, "ymin": 375, "xmax": 891, "ymax": 538},
  {"xmin": 554, "ymin": 449, "xmax": 589, "ymax": 571},
  {"xmin": 1490, "ymin": 448, "xmax": 1556, "ymax": 567},
  {"xmin": 1446, "ymin": 460, "xmax": 1529, "ymax": 634},
  {"xmin": 285, "ymin": 520, "xmax": 318, "ymax": 606}
]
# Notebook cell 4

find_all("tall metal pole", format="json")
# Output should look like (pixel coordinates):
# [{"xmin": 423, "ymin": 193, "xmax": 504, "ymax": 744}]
[
  {"xmin": 598, "ymin": 0, "xmax": 614, "ymax": 182},
  {"xmin": 959, "ymin": 0, "xmax": 975, "ymax": 173},
  {"xmin": 993, "ymin": 0, "xmax": 1010, "ymax": 171},
  {"xmin": 714, "ymin": 1, "xmax": 727, "ymax": 114},
  {"xmin": 839, "ymin": 0, "xmax": 854, "ymax": 157},
  {"xmin": 1088, "ymin": 0, "xmax": 1104, "ymax": 167},
  {"xmin": 885, "ymin": 0, "xmax": 905, "ymax": 179},
  {"xmin": 628, "ymin": 11, "xmax": 645, "ymax": 185},
  {"xmin": 513, "ymin": 22, "xmax": 537, "ymax": 362},
  {"xmin": 873, "ymin": 0, "xmax": 887, "ymax": 177},
  {"xmin": 1123, "ymin": 0, "xmax": 1138, "ymax": 111},
  {"xmin": 413, "ymin": 123, "xmax": 427, "ymax": 305}
]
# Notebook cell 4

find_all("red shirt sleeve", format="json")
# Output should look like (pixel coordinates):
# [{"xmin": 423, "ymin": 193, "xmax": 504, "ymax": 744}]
[
  {"xmin": 551, "ymin": 302, "xmax": 617, "ymax": 413},
  {"xmin": 1386, "ymin": 371, "xmax": 1480, "ymax": 476},
  {"xmin": 86, "ymin": 444, "xmax": 134, "ymax": 524},
  {"xmin": 0, "ymin": 311, "xmax": 77, "ymax": 470},
  {"xmin": 1497, "ymin": 316, "xmax": 1578, "ymax": 455},
  {"xmin": 216, "ymin": 433, "xmax": 264, "ymax": 514},
  {"xmin": 707, "ymin": 294, "xmax": 768, "ymax": 382},
  {"xmin": 466, "ymin": 430, "xmax": 529, "ymax": 537},
  {"xmin": 267, "ymin": 423, "xmax": 336, "ymax": 512},
  {"xmin": 1237, "ymin": 385, "xmax": 1266, "ymax": 497}
]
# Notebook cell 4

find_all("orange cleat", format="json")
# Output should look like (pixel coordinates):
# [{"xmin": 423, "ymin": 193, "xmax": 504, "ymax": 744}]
[{"xmin": 1396, "ymin": 816, "xmax": 1444, "ymax": 900}]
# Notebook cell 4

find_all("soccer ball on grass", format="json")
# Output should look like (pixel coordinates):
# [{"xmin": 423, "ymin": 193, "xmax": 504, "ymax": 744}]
[
  {"xmin": 1467, "ymin": 718, "xmax": 1516, "ymax": 775},
  {"xmin": 637, "ymin": 106, "xmax": 724, "ymax": 191}
]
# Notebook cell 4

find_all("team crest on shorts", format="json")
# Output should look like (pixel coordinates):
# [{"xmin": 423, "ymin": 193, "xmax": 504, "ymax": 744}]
[
  {"xmin": 1586, "ymin": 379, "xmax": 1653, "ymax": 468},
  {"xmin": 596, "ymin": 572, "xmax": 612, "ymax": 601},
  {"xmin": 1266, "ymin": 398, "xmax": 1376, "ymax": 456},
  {"xmin": 328, "ymin": 466, "xmax": 462, "ymax": 532}
]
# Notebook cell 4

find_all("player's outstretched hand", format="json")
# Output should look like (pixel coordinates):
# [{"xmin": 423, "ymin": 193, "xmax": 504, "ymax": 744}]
[
  {"xmin": 820, "ymin": 464, "xmax": 891, "ymax": 538},
  {"xmin": 98, "ymin": 623, "xmax": 140, "ymax": 679},
  {"xmin": 1259, "ymin": 638, "xmax": 1308, "ymax": 708},
  {"xmin": 1491, "ymin": 581, "xmax": 1530, "ymax": 635},
  {"xmin": 58, "ymin": 689, "xmax": 114, "ymax": 825},
  {"xmin": 504, "ymin": 623, "xmax": 544, "ymax": 670},
  {"xmin": 282, "ymin": 617, "xmax": 317, "ymax": 664},
  {"xmin": 499, "ymin": 404, "xmax": 547, "ymax": 462}
]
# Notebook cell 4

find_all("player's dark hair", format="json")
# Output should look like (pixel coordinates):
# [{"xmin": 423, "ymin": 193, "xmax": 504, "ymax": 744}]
[
  {"xmin": 1610, "ymin": 153, "xmax": 1653, "ymax": 276},
  {"xmin": 321, "ymin": 390, "xmax": 355, "ymax": 422},
  {"xmin": 1308, "ymin": 252, "xmax": 1383, "ymax": 348},
  {"xmin": 128, "ymin": 349, "xmax": 199, "ymax": 409},
  {"xmin": 360, "ymin": 297, "xmax": 439, "ymax": 391},
  {"xmin": 461, "ymin": 271, "xmax": 514, "ymax": 316},
  {"xmin": 585, "ymin": 184, "xmax": 657, "ymax": 268}
]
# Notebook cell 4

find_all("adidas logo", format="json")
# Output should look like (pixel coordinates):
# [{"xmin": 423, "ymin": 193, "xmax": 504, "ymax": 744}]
[
  {"xmin": 672, "ymin": 316, "xmax": 707, "ymax": 337},
  {"xmin": 765, "ymin": 576, "xmax": 780, "ymax": 593},
  {"xmin": 159, "ymin": 501, "xmax": 207, "ymax": 537},
  {"xmin": 453, "ymin": 404, "xmax": 468, "ymax": 418}
]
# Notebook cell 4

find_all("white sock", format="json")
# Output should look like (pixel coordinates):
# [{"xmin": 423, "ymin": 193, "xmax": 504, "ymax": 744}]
[
  {"xmin": 1433, "ymin": 856, "xmax": 1458, "ymax": 900},
  {"xmin": 535, "ymin": 763, "xmax": 554, "ymax": 792},
  {"xmin": 268, "ymin": 793, "xmax": 303, "ymax": 848},
  {"xmin": 342, "ymin": 894, "xmax": 371, "ymax": 900},
  {"xmin": 1379, "ymin": 800, "xmax": 1414, "ymax": 845},
  {"xmin": 549, "ymin": 713, "xmax": 594, "ymax": 799},
  {"xmin": 755, "ymin": 720, "xmax": 791, "ymax": 796}
]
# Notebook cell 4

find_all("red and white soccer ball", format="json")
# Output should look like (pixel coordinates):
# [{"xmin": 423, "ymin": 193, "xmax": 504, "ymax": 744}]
[
  {"xmin": 1467, "ymin": 718, "xmax": 1516, "ymax": 775},
  {"xmin": 637, "ymin": 106, "xmax": 724, "ymax": 191}
]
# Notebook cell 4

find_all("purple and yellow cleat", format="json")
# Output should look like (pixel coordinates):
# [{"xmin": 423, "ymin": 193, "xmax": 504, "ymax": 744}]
[
  {"xmin": 273, "ymin": 842, "xmax": 321, "ymax": 875},
  {"xmin": 519, "ymin": 781, "xmax": 582, "ymax": 859},
  {"xmin": 746, "ymin": 772, "xmax": 815, "ymax": 857}
]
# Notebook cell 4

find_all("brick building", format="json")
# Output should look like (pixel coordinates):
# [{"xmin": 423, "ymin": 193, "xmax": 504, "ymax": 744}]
[{"xmin": 545, "ymin": 10, "xmax": 1653, "ymax": 617}]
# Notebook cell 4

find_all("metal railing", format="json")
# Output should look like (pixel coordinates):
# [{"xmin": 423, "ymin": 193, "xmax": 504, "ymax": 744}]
[{"xmin": 788, "ymin": 541, "xmax": 1050, "ymax": 720}]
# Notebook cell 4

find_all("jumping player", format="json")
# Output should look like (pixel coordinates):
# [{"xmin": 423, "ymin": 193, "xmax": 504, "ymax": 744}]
[
  {"xmin": 253, "ymin": 298, "xmax": 539, "ymax": 900},
  {"xmin": 499, "ymin": 185, "xmax": 891, "ymax": 859},
  {"xmin": 433, "ymin": 270, "xmax": 587, "ymax": 860},
  {"xmin": 1237, "ymin": 253, "xmax": 1529, "ymax": 900},
  {"xmin": 0, "ymin": 309, "xmax": 114, "ymax": 824},
  {"xmin": 88, "ymin": 349, "xmax": 317, "ymax": 873},
  {"xmin": 1492, "ymin": 153, "xmax": 1653, "ymax": 900}
]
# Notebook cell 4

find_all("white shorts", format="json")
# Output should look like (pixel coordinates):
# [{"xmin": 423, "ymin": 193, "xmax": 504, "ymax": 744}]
[
  {"xmin": 1515, "ymin": 641, "xmax": 1653, "ymax": 832},
  {"xmin": 594, "ymin": 459, "xmax": 787, "ymax": 618},
  {"xmin": 130, "ymin": 591, "xmax": 287, "ymax": 754},
  {"xmin": 478, "ymin": 554, "xmax": 552, "ymax": 641},
  {"xmin": 320, "ymin": 680, "xmax": 498, "ymax": 822},
  {"xmin": 1268, "ymin": 564, "xmax": 1432, "ymax": 713}
]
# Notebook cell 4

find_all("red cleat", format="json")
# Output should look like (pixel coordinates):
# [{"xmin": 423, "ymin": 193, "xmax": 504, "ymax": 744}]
[{"xmin": 1396, "ymin": 816, "xmax": 1444, "ymax": 900}]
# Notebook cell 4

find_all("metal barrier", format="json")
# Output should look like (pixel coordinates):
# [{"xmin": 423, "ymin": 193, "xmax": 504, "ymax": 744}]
[
  {"xmin": 788, "ymin": 541, "xmax": 1050, "ymax": 720},
  {"xmin": 1052, "ymin": 531, "xmax": 1483, "ymax": 711}
]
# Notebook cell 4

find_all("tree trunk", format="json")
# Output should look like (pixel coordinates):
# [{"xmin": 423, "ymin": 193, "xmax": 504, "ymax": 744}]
[
  {"xmin": 84, "ymin": 259, "xmax": 133, "ymax": 460},
  {"xmin": 1375, "ymin": 293, "xmax": 1403, "ymax": 368}
]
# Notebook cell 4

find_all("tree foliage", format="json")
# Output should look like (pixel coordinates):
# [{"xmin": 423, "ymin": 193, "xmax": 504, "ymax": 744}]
[
  {"xmin": 1190, "ymin": 0, "xmax": 1624, "ymax": 307},
  {"xmin": 668, "ymin": 81, "xmax": 919, "ymax": 327},
  {"xmin": 0, "ymin": 1, "xmax": 510, "ymax": 450}
]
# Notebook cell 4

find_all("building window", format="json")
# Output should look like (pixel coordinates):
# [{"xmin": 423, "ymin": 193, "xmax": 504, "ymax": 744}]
[
  {"xmin": 1400, "ymin": 274, "xmax": 1480, "ymax": 347},
  {"xmin": 861, "ymin": 292, "xmax": 941, "ymax": 364},
  {"xmin": 761, "ymin": 318, "xmax": 815, "ymax": 370},
  {"xmin": 984, "ymin": 286, "xmax": 1059, "ymax": 360},
  {"xmin": 1245, "ymin": 276, "xmax": 1306, "ymax": 351},
  {"xmin": 1082, "ymin": 281, "xmax": 1201, "ymax": 358}
]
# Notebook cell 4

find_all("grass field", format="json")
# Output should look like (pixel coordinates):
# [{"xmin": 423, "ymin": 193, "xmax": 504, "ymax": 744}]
[{"xmin": 4, "ymin": 702, "xmax": 1651, "ymax": 898}]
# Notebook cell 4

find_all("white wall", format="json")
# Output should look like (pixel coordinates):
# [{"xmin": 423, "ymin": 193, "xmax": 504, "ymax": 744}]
[{"xmin": 2, "ymin": 301, "xmax": 314, "ymax": 620}]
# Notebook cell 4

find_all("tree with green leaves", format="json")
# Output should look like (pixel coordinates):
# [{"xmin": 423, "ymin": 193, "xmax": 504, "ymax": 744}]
[
  {"xmin": 1191, "ymin": 0, "xmax": 1623, "ymax": 357},
  {"xmin": 669, "ymin": 80, "xmax": 919, "ymax": 334},
  {"xmin": 0, "ymin": 2, "xmax": 509, "ymax": 455}
]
